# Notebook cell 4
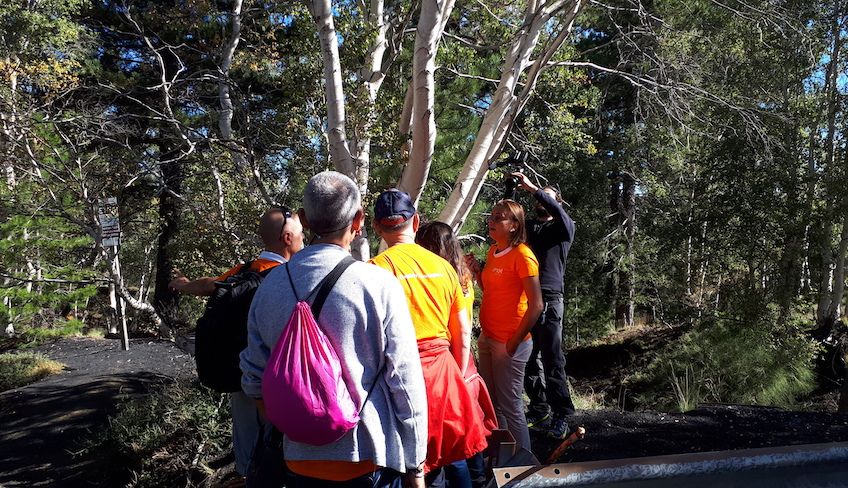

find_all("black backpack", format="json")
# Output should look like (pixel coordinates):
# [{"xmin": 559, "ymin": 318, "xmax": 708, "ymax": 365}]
[{"xmin": 195, "ymin": 261, "xmax": 277, "ymax": 393}]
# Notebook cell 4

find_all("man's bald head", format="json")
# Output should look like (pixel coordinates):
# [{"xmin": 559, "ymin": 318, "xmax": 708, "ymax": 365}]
[
  {"xmin": 258, "ymin": 207, "xmax": 304, "ymax": 260},
  {"xmin": 259, "ymin": 207, "xmax": 287, "ymax": 248}
]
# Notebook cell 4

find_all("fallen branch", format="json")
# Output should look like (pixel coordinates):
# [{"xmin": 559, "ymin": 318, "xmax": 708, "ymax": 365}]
[{"xmin": 546, "ymin": 426, "xmax": 587, "ymax": 464}]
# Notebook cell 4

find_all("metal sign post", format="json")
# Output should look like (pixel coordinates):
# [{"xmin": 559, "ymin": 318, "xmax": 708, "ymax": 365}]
[{"xmin": 98, "ymin": 198, "xmax": 129, "ymax": 351}]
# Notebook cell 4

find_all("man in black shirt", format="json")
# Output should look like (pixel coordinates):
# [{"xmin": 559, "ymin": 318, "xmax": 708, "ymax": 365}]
[{"xmin": 512, "ymin": 172, "xmax": 576, "ymax": 439}]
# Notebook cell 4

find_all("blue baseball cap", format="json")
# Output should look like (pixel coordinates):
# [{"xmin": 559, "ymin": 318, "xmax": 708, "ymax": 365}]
[{"xmin": 374, "ymin": 189, "xmax": 416, "ymax": 226}]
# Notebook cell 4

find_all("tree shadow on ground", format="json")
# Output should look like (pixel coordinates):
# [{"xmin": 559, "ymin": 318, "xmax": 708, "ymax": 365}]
[{"xmin": 0, "ymin": 372, "xmax": 174, "ymax": 488}]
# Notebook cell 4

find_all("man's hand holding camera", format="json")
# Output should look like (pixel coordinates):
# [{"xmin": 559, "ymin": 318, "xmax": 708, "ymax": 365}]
[{"xmin": 511, "ymin": 172, "xmax": 539, "ymax": 194}]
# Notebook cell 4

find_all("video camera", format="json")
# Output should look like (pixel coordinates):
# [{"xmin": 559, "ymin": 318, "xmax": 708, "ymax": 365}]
[{"xmin": 488, "ymin": 151, "xmax": 529, "ymax": 200}]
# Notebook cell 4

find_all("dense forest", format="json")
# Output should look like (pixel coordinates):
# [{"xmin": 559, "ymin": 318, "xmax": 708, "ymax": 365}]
[{"xmin": 2, "ymin": 0, "xmax": 847, "ymax": 412}]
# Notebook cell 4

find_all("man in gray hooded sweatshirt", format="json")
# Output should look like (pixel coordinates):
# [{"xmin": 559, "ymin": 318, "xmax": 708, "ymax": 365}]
[{"xmin": 240, "ymin": 171, "xmax": 427, "ymax": 487}]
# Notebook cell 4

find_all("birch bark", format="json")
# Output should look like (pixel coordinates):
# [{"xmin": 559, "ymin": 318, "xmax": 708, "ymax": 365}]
[
  {"xmin": 438, "ymin": 0, "xmax": 585, "ymax": 228},
  {"xmin": 309, "ymin": 0, "xmax": 354, "ymax": 175},
  {"xmin": 397, "ymin": 0, "xmax": 456, "ymax": 204}
]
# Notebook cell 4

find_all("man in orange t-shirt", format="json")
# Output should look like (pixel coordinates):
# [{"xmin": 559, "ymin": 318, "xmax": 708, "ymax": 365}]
[
  {"xmin": 370, "ymin": 189, "xmax": 488, "ymax": 483},
  {"xmin": 169, "ymin": 206, "xmax": 304, "ymax": 478}
]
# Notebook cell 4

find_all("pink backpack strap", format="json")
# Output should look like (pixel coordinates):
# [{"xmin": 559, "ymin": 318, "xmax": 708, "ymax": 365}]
[{"xmin": 284, "ymin": 256, "xmax": 356, "ymax": 317}]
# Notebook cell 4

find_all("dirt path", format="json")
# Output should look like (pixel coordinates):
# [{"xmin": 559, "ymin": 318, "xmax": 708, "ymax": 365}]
[{"xmin": 0, "ymin": 337, "xmax": 194, "ymax": 488}]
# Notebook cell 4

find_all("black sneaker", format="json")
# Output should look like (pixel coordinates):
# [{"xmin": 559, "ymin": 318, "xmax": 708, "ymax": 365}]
[
  {"xmin": 548, "ymin": 416, "xmax": 570, "ymax": 440},
  {"xmin": 526, "ymin": 411, "xmax": 551, "ymax": 430}
]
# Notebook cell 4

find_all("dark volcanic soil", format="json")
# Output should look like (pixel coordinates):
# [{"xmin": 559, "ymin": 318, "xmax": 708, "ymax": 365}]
[
  {"xmin": 0, "ymin": 337, "xmax": 195, "ymax": 488},
  {"xmin": 532, "ymin": 405, "xmax": 848, "ymax": 465}
]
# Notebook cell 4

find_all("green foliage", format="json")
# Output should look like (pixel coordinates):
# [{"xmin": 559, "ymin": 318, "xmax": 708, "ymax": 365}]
[
  {"xmin": 86, "ymin": 380, "xmax": 231, "ymax": 487},
  {"xmin": 0, "ymin": 205, "xmax": 99, "ymax": 332},
  {"xmin": 633, "ymin": 307, "xmax": 819, "ymax": 411},
  {"xmin": 0, "ymin": 351, "xmax": 64, "ymax": 392},
  {"xmin": 18, "ymin": 319, "xmax": 87, "ymax": 347}
]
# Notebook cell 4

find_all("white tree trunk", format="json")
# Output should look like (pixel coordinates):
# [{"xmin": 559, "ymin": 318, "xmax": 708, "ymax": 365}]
[
  {"xmin": 309, "ymin": 0, "xmax": 354, "ymax": 175},
  {"xmin": 2, "ymin": 60, "xmax": 18, "ymax": 190},
  {"xmin": 218, "ymin": 0, "xmax": 243, "ymax": 152},
  {"xmin": 818, "ymin": 218, "xmax": 836, "ymax": 324},
  {"xmin": 815, "ymin": 14, "xmax": 844, "ymax": 325},
  {"xmin": 438, "ymin": 0, "xmax": 584, "ymax": 228},
  {"xmin": 348, "ymin": 0, "xmax": 392, "ymax": 261},
  {"xmin": 215, "ymin": 0, "xmax": 242, "ymax": 233},
  {"xmin": 397, "ymin": 0, "xmax": 456, "ymax": 204},
  {"xmin": 826, "ymin": 216, "xmax": 848, "ymax": 322}
]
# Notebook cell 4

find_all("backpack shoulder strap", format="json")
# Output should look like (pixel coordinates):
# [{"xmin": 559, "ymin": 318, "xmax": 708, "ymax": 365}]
[
  {"xmin": 310, "ymin": 256, "xmax": 356, "ymax": 318},
  {"xmin": 239, "ymin": 260, "xmax": 254, "ymax": 274},
  {"xmin": 359, "ymin": 362, "xmax": 387, "ymax": 415},
  {"xmin": 284, "ymin": 262, "xmax": 301, "ymax": 302}
]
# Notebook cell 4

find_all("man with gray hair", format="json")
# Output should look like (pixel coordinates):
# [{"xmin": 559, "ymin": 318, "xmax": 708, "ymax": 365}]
[{"xmin": 240, "ymin": 171, "xmax": 428, "ymax": 487}]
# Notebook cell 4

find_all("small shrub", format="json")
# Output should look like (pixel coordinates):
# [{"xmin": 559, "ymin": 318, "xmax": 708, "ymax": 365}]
[
  {"xmin": 633, "ymin": 307, "xmax": 819, "ymax": 411},
  {"xmin": 86, "ymin": 379, "xmax": 232, "ymax": 488},
  {"xmin": 0, "ymin": 352, "xmax": 64, "ymax": 391},
  {"xmin": 572, "ymin": 385, "xmax": 606, "ymax": 410},
  {"xmin": 668, "ymin": 363, "xmax": 703, "ymax": 412}
]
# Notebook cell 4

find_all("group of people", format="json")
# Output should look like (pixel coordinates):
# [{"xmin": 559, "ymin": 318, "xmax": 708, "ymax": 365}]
[{"xmin": 170, "ymin": 170, "xmax": 576, "ymax": 488}]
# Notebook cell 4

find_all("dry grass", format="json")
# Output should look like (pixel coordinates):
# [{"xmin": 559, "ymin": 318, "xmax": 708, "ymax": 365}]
[
  {"xmin": 572, "ymin": 385, "xmax": 607, "ymax": 410},
  {"xmin": 0, "ymin": 352, "xmax": 64, "ymax": 392}
]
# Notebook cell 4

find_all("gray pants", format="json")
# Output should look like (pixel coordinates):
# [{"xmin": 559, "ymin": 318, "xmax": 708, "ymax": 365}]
[
  {"xmin": 231, "ymin": 390, "xmax": 263, "ymax": 475},
  {"xmin": 477, "ymin": 334, "xmax": 533, "ymax": 452}
]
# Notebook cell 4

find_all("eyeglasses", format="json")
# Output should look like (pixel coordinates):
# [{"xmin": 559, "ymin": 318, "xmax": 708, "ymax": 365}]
[{"xmin": 273, "ymin": 206, "xmax": 293, "ymax": 233}]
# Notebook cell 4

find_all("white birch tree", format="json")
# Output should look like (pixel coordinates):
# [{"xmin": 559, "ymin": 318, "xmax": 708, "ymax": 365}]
[
  {"xmin": 397, "ymin": 0, "xmax": 456, "ymax": 204},
  {"xmin": 437, "ymin": 0, "xmax": 585, "ymax": 228}
]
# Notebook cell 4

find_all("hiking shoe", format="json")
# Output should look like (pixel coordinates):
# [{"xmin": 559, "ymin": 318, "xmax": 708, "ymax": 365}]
[
  {"xmin": 547, "ymin": 416, "xmax": 570, "ymax": 440},
  {"xmin": 526, "ymin": 411, "xmax": 551, "ymax": 430}
]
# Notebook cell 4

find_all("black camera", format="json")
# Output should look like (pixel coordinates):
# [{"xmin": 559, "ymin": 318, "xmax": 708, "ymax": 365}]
[{"xmin": 489, "ymin": 151, "xmax": 529, "ymax": 199}]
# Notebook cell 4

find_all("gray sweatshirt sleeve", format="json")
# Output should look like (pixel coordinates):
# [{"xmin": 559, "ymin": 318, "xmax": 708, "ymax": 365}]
[
  {"xmin": 381, "ymin": 280, "xmax": 428, "ymax": 469},
  {"xmin": 240, "ymin": 286, "xmax": 271, "ymax": 399}
]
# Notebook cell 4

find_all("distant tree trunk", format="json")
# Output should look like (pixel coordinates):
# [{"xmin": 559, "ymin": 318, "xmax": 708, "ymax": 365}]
[
  {"xmin": 348, "ymin": 0, "xmax": 391, "ymax": 261},
  {"xmin": 619, "ymin": 173, "xmax": 636, "ymax": 328},
  {"xmin": 608, "ymin": 175, "xmax": 623, "ymax": 329},
  {"xmin": 1, "ymin": 58, "xmax": 18, "ymax": 190},
  {"xmin": 826, "ymin": 217, "xmax": 848, "ymax": 322},
  {"xmin": 217, "ymin": 0, "xmax": 272, "ymax": 209},
  {"xmin": 152, "ymin": 144, "xmax": 183, "ymax": 335}
]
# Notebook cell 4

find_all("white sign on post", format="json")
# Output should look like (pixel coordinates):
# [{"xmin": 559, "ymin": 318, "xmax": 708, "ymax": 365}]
[{"xmin": 98, "ymin": 197, "xmax": 121, "ymax": 247}]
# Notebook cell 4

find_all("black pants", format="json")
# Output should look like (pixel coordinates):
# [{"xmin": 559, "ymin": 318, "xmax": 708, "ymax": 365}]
[{"xmin": 524, "ymin": 292, "xmax": 575, "ymax": 417}]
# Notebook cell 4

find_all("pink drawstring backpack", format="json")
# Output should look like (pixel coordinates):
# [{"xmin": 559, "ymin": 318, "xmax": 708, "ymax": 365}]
[{"xmin": 261, "ymin": 256, "xmax": 360, "ymax": 445}]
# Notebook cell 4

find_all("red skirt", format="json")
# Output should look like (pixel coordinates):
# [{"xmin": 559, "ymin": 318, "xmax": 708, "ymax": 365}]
[{"xmin": 418, "ymin": 337, "xmax": 489, "ymax": 472}]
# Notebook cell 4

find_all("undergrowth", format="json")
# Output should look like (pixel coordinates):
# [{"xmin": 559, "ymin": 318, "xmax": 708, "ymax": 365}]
[
  {"xmin": 629, "ymin": 306, "xmax": 819, "ymax": 412},
  {"xmin": 85, "ymin": 379, "xmax": 232, "ymax": 487},
  {"xmin": 0, "ymin": 351, "xmax": 64, "ymax": 391},
  {"xmin": 17, "ymin": 319, "xmax": 95, "ymax": 348}
]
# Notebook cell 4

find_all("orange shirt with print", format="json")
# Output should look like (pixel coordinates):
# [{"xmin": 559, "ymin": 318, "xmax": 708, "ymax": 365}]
[
  {"xmin": 479, "ymin": 243, "xmax": 539, "ymax": 343},
  {"xmin": 369, "ymin": 243, "xmax": 465, "ymax": 341}
]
